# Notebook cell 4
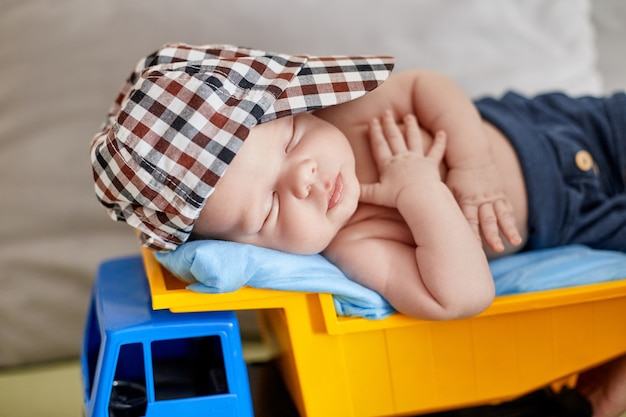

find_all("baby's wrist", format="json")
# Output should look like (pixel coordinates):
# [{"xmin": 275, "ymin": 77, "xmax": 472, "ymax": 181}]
[
  {"xmin": 396, "ymin": 180, "xmax": 450, "ymax": 212},
  {"xmin": 445, "ymin": 134, "xmax": 493, "ymax": 170}
]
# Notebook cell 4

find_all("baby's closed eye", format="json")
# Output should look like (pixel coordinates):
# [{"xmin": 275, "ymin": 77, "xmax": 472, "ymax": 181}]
[{"xmin": 262, "ymin": 192, "xmax": 279, "ymax": 229}]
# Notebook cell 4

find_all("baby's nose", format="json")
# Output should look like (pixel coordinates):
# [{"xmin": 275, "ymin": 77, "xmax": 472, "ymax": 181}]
[{"xmin": 291, "ymin": 158, "xmax": 317, "ymax": 199}]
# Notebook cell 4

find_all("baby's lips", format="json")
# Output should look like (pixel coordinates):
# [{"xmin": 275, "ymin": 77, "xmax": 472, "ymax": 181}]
[{"xmin": 328, "ymin": 174, "xmax": 345, "ymax": 211}]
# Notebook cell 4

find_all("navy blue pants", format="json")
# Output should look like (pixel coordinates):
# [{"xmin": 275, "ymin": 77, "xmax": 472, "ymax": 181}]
[{"xmin": 475, "ymin": 92, "xmax": 626, "ymax": 252}]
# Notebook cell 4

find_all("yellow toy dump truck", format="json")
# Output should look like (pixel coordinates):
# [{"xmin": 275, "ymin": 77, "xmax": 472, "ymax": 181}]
[{"xmin": 142, "ymin": 247, "xmax": 626, "ymax": 417}]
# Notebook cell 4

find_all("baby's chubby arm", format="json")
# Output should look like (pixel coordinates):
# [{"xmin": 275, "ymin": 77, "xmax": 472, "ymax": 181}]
[
  {"xmin": 401, "ymin": 71, "xmax": 523, "ymax": 252},
  {"xmin": 343, "ymin": 111, "xmax": 494, "ymax": 320},
  {"xmin": 324, "ymin": 70, "xmax": 521, "ymax": 253}
]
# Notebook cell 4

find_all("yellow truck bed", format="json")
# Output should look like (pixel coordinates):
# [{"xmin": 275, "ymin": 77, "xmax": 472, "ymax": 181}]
[{"xmin": 142, "ymin": 247, "xmax": 626, "ymax": 416}]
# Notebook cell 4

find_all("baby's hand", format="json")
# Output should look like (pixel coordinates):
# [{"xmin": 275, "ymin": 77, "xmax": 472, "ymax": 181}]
[
  {"xmin": 446, "ymin": 163, "xmax": 522, "ymax": 253},
  {"xmin": 359, "ymin": 111, "xmax": 446, "ymax": 208}
]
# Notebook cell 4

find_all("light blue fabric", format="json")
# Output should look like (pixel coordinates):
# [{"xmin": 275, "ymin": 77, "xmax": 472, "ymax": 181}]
[
  {"xmin": 155, "ymin": 240, "xmax": 394, "ymax": 319},
  {"xmin": 489, "ymin": 245, "xmax": 626, "ymax": 295},
  {"xmin": 155, "ymin": 241, "xmax": 626, "ymax": 320}
]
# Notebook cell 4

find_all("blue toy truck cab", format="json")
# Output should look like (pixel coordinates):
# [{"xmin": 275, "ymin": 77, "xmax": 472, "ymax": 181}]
[{"xmin": 81, "ymin": 256, "xmax": 253, "ymax": 417}]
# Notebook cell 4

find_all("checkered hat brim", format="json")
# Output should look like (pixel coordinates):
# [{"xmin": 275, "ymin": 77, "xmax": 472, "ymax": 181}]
[{"xmin": 90, "ymin": 43, "xmax": 394, "ymax": 251}]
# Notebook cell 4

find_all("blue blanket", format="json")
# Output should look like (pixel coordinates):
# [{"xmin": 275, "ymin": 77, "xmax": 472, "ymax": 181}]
[{"xmin": 155, "ymin": 241, "xmax": 626, "ymax": 320}]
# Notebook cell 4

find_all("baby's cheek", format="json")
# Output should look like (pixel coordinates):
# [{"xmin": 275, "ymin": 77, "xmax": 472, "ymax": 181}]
[{"xmin": 285, "ymin": 224, "xmax": 334, "ymax": 255}]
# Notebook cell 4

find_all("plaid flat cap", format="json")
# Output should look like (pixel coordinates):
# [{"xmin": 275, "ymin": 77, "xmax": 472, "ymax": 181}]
[{"xmin": 91, "ymin": 43, "xmax": 394, "ymax": 251}]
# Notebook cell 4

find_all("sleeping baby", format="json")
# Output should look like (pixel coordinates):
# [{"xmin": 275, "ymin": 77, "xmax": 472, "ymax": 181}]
[{"xmin": 91, "ymin": 43, "xmax": 626, "ymax": 417}]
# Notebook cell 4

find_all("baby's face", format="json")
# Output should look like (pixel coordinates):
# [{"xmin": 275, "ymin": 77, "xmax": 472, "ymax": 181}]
[{"xmin": 194, "ymin": 112, "xmax": 360, "ymax": 254}]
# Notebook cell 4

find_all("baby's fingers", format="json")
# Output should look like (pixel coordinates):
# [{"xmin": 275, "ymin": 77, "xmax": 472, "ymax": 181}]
[
  {"xmin": 427, "ymin": 130, "xmax": 447, "ymax": 163},
  {"xmin": 402, "ymin": 114, "xmax": 423, "ymax": 153},
  {"xmin": 493, "ymin": 199, "xmax": 523, "ymax": 247},
  {"xmin": 381, "ymin": 110, "xmax": 407, "ymax": 154},
  {"xmin": 359, "ymin": 182, "xmax": 393, "ymax": 207},
  {"xmin": 479, "ymin": 199, "xmax": 522, "ymax": 253},
  {"xmin": 478, "ymin": 203, "xmax": 505, "ymax": 253},
  {"xmin": 461, "ymin": 204, "xmax": 482, "ymax": 244},
  {"xmin": 368, "ymin": 118, "xmax": 392, "ymax": 164}
]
